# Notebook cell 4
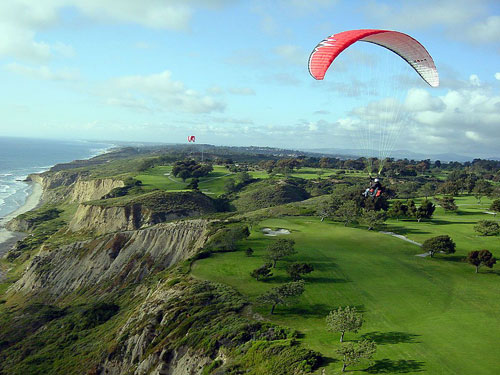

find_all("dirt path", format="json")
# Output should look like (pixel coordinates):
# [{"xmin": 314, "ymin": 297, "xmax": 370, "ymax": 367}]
[{"xmin": 378, "ymin": 231, "xmax": 434, "ymax": 257}]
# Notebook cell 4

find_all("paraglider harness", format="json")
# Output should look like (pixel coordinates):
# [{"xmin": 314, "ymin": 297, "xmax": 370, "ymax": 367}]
[{"xmin": 363, "ymin": 177, "xmax": 383, "ymax": 198}]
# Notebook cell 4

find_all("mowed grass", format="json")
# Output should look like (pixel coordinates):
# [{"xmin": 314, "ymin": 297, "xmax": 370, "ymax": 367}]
[
  {"xmin": 135, "ymin": 165, "xmax": 234, "ymax": 196},
  {"xmin": 386, "ymin": 195, "xmax": 499, "ymax": 251},
  {"xmin": 248, "ymin": 168, "xmax": 370, "ymax": 180},
  {"xmin": 192, "ymin": 206, "xmax": 500, "ymax": 374}
]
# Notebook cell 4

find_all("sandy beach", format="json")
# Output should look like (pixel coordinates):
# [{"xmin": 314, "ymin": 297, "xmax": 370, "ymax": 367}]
[{"xmin": 0, "ymin": 181, "xmax": 43, "ymax": 258}]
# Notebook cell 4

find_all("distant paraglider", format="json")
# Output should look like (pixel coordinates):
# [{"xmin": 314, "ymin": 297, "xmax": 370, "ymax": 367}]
[
  {"xmin": 187, "ymin": 135, "xmax": 196, "ymax": 142},
  {"xmin": 309, "ymin": 29, "xmax": 439, "ymax": 175}
]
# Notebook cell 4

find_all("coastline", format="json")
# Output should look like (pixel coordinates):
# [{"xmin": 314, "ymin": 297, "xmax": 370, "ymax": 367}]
[{"xmin": 0, "ymin": 181, "xmax": 43, "ymax": 258}]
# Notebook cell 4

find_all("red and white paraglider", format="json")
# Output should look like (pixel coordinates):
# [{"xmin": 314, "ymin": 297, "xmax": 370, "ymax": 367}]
[
  {"xmin": 308, "ymin": 29, "xmax": 439, "ymax": 174},
  {"xmin": 309, "ymin": 29, "xmax": 438, "ymax": 87},
  {"xmin": 187, "ymin": 135, "xmax": 196, "ymax": 142}
]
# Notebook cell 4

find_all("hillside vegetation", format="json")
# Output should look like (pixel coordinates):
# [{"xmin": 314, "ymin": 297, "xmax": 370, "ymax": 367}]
[{"xmin": 1, "ymin": 147, "xmax": 499, "ymax": 374}]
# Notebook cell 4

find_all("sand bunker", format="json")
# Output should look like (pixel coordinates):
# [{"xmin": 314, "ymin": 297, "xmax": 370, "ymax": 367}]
[{"xmin": 262, "ymin": 228, "xmax": 291, "ymax": 236}]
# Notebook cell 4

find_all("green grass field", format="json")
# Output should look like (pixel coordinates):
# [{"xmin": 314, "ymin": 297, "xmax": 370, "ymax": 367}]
[
  {"xmin": 135, "ymin": 165, "xmax": 234, "ymax": 196},
  {"xmin": 192, "ymin": 200, "xmax": 500, "ymax": 374}
]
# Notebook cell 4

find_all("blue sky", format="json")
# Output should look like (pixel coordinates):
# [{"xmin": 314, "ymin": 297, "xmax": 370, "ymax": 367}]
[{"xmin": 0, "ymin": 0, "xmax": 499, "ymax": 157}]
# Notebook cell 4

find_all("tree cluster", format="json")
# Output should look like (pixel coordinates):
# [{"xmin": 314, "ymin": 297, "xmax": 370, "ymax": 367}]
[
  {"xmin": 172, "ymin": 159, "xmax": 213, "ymax": 181},
  {"xmin": 474, "ymin": 220, "xmax": 500, "ymax": 236},
  {"xmin": 388, "ymin": 200, "xmax": 435, "ymax": 222}
]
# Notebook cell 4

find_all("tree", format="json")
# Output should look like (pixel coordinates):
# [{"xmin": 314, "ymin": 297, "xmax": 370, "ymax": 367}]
[
  {"xmin": 256, "ymin": 280, "xmax": 305, "ymax": 314},
  {"xmin": 266, "ymin": 238, "xmax": 297, "ymax": 268},
  {"xmin": 223, "ymin": 178, "xmax": 236, "ymax": 194},
  {"xmin": 473, "ymin": 180, "xmax": 493, "ymax": 204},
  {"xmin": 421, "ymin": 235, "xmax": 456, "ymax": 258},
  {"xmin": 178, "ymin": 169, "xmax": 191, "ymax": 182},
  {"xmin": 388, "ymin": 200, "xmax": 408, "ymax": 221},
  {"xmin": 490, "ymin": 199, "xmax": 500, "ymax": 214},
  {"xmin": 326, "ymin": 306, "xmax": 363, "ymax": 343},
  {"xmin": 360, "ymin": 209, "xmax": 386, "ymax": 230},
  {"xmin": 466, "ymin": 250, "xmax": 496, "ymax": 273},
  {"xmin": 337, "ymin": 340, "xmax": 377, "ymax": 372},
  {"xmin": 396, "ymin": 182, "xmax": 419, "ymax": 199},
  {"xmin": 418, "ymin": 182, "xmax": 436, "ymax": 199},
  {"xmin": 287, "ymin": 262, "xmax": 314, "ymax": 280},
  {"xmin": 334, "ymin": 200, "xmax": 360, "ymax": 226},
  {"xmin": 406, "ymin": 200, "xmax": 417, "ymax": 218},
  {"xmin": 415, "ymin": 200, "xmax": 436, "ymax": 222},
  {"xmin": 436, "ymin": 196, "xmax": 458, "ymax": 212},
  {"xmin": 236, "ymin": 171, "xmax": 252, "ymax": 184},
  {"xmin": 317, "ymin": 196, "xmax": 342, "ymax": 221},
  {"xmin": 250, "ymin": 263, "xmax": 273, "ymax": 281},
  {"xmin": 474, "ymin": 220, "xmax": 500, "ymax": 236},
  {"xmin": 438, "ymin": 181, "xmax": 460, "ymax": 196},
  {"xmin": 186, "ymin": 177, "xmax": 199, "ymax": 190}
]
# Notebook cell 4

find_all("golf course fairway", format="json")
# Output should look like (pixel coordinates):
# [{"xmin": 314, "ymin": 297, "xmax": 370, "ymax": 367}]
[{"xmin": 192, "ymin": 212, "xmax": 500, "ymax": 374}]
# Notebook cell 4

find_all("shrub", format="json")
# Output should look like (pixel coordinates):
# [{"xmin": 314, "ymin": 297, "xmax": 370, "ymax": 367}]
[
  {"xmin": 251, "ymin": 263, "xmax": 273, "ymax": 281},
  {"xmin": 490, "ymin": 199, "xmax": 500, "ymax": 213},
  {"xmin": 79, "ymin": 302, "xmax": 119, "ymax": 330},
  {"xmin": 474, "ymin": 220, "xmax": 500, "ymax": 236}
]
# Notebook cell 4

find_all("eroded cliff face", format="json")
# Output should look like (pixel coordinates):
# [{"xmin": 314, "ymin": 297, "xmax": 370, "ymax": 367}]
[
  {"xmin": 68, "ymin": 204, "xmax": 206, "ymax": 234},
  {"xmin": 11, "ymin": 219, "xmax": 209, "ymax": 298},
  {"xmin": 99, "ymin": 283, "xmax": 213, "ymax": 375},
  {"xmin": 28, "ymin": 172, "xmax": 124, "ymax": 204}
]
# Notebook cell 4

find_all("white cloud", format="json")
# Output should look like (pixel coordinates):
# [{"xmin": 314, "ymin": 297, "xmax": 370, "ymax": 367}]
[
  {"xmin": 469, "ymin": 74, "xmax": 481, "ymax": 86},
  {"xmin": 228, "ymin": 87, "xmax": 256, "ymax": 95},
  {"xmin": 0, "ymin": 0, "xmax": 232, "ymax": 61},
  {"xmin": 274, "ymin": 44, "xmax": 306, "ymax": 65},
  {"xmin": 465, "ymin": 131, "xmax": 482, "ymax": 141},
  {"xmin": 405, "ymin": 88, "xmax": 445, "ymax": 111},
  {"xmin": 363, "ymin": 0, "xmax": 482, "ymax": 30},
  {"xmin": 495, "ymin": 72, "xmax": 500, "ymax": 80},
  {"xmin": 266, "ymin": 72, "xmax": 301, "ymax": 86},
  {"xmin": 4, "ymin": 63, "xmax": 79, "ymax": 81},
  {"xmin": 344, "ymin": 84, "xmax": 500, "ymax": 155},
  {"xmin": 465, "ymin": 15, "xmax": 500, "ymax": 43},
  {"xmin": 105, "ymin": 70, "xmax": 225, "ymax": 114},
  {"xmin": 363, "ymin": 0, "xmax": 500, "ymax": 45},
  {"xmin": 72, "ymin": 0, "xmax": 193, "ymax": 31}
]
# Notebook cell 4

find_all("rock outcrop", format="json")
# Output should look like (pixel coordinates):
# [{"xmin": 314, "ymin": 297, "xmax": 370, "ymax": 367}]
[{"xmin": 11, "ymin": 219, "xmax": 209, "ymax": 298}]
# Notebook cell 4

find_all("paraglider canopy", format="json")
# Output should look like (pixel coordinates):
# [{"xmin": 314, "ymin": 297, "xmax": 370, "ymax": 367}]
[
  {"xmin": 308, "ymin": 29, "xmax": 439, "ymax": 87},
  {"xmin": 308, "ymin": 29, "xmax": 439, "ymax": 175},
  {"xmin": 187, "ymin": 135, "xmax": 196, "ymax": 142}
]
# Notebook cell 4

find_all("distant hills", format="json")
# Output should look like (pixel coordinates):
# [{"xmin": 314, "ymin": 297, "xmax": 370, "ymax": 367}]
[{"xmin": 303, "ymin": 147, "xmax": 500, "ymax": 162}]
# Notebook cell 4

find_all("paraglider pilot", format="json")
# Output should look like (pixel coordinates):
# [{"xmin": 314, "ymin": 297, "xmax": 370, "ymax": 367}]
[{"xmin": 363, "ymin": 177, "xmax": 382, "ymax": 197}]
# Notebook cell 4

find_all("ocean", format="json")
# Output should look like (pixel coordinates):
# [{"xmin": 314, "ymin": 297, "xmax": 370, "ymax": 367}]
[{"xmin": 0, "ymin": 137, "xmax": 113, "ymax": 219}]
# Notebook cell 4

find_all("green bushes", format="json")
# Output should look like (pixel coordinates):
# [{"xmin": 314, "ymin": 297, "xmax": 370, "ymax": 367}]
[
  {"xmin": 79, "ymin": 302, "xmax": 120, "ymax": 330},
  {"xmin": 474, "ymin": 220, "xmax": 500, "ymax": 236},
  {"xmin": 204, "ymin": 225, "xmax": 250, "ymax": 253}
]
